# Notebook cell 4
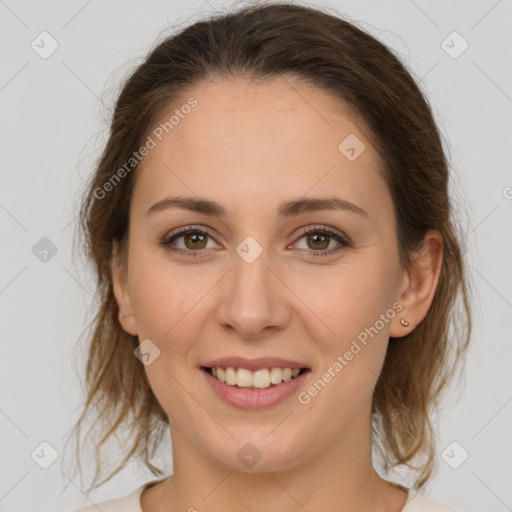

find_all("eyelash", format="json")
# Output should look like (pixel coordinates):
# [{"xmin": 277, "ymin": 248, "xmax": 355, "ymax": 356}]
[{"xmin": 160, "ymin": 225, "xmax": 351, "ymax": 258}]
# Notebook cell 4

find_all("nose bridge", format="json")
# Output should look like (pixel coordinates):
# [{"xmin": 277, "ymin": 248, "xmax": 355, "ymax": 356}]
[
  {"xmin": 217, "ymin": 235, "xmax": 290, "ymax": 337},
  {"xmin": 233, "ymin": 237, "xmax": 272, "ymax": 299},
  {"xmin": 233, "ymin": 235, "xmax": 275, "ymax": 307}
]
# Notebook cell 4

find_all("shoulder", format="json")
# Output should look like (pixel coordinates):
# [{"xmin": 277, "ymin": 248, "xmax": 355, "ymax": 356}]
[
  {"xmin": 71, "ymin": 483, "xmax": 146, "ymax": 512},
  {"xmin": 402, "ymin": 488, "xmax": 460, "ymax": 512}
]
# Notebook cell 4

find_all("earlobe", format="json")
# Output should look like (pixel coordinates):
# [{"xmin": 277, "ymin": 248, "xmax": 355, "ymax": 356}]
[
  {"xmin": 390, "ymin": 229, "xmax": 443, "ymax": 338},
  {"xmin": 111, "ymin": 239, "xmax": 138, "ymax": 336}
]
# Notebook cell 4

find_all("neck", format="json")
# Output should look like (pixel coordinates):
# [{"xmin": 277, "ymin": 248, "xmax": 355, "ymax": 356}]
[{"xmin": 142, "ymin": 409, "xmax": 408, "ymax": 512}]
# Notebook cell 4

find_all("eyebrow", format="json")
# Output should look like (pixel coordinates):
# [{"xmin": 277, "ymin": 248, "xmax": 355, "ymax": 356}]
[{"xmin": 146, "ymin": 196, "xmax": 369, "ymax": 220}]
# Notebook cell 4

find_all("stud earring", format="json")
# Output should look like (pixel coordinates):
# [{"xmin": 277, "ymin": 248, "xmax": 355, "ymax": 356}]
[
  {"xmin": 121, "ymin": 313, "xmax": 132, "ymax": 319},
  {"xmin": 400, "ymin": 319, "xmax": 410, "ymax": 327}
]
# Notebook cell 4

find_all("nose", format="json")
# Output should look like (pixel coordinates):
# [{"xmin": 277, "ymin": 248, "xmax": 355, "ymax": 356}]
[{"xmin": 215, "ymin": 244, "xmax": 292, "ymax": 340}]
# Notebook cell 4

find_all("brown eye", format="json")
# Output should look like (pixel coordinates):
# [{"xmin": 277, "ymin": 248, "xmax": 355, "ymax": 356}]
[
  {"xmin": 161, "ymin": 227, "xmax": 219, "ymax": 257},
  {"xmin": 292, "ymin": 226, "xmax": 350, "ymax": 257},
  {"xmin": 161, "ymin": 225, "xmax": 350, "ymax": 259},
  {"xmin": 183, "ymin": 231, "xmax": 208, "ymax": 250},
  {"xmin": 306, "ymin": 233, "xmax": 330, "ymax": 250}
]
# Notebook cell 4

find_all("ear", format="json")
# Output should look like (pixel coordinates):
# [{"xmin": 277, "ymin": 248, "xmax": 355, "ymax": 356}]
[
  {"xmin": 390, "ymin": 229, "xmax": 443, "ymax": 338},
  {"xmin": 111, "ymin": 238, "xmax": 138, "ymax": 336}
]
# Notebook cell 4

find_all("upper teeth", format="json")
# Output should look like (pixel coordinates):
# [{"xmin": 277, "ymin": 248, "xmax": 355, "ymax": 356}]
[{"xmin": 211, "ymin": 367, "xmax": 302, "ymax": 389}]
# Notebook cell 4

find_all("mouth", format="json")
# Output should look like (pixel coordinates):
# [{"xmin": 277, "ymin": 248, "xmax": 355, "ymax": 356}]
[{"xmin": 200, "ymin": 366, "xmax": 310, "ymax": 390}]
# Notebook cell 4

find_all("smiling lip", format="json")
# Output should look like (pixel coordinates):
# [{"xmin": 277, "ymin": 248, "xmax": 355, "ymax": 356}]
[
  {"xmin": 201, "ymin": 366, "xmax": 311, "ymax": 410},
  {"xmin": 201, "ymin": 356, "xmax": 310, "ymax": 371},
  {"xmin": 200, "ymin": 356, "xmax": 311, "ymax": 410}
]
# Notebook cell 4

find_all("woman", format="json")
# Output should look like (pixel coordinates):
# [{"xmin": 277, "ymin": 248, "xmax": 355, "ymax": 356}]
[{"xmin": 69, "ymin": 2, "xmax": 472, "ymax": 511}]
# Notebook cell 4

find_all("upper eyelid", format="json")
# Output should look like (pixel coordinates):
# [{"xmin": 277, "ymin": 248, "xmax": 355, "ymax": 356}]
[
  {"xmin": 164, "ymin": 225, "xmax": 221, "ymax": 244},
  {"xmin": 164, "ymin": 225, "xmax": 348, "ymax": 248}
]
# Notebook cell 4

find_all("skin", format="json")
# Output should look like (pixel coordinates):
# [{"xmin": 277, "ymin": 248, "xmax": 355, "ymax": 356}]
[{"xmin": 111, "ymin": 76, "xmax": 443, "ymax": 512}]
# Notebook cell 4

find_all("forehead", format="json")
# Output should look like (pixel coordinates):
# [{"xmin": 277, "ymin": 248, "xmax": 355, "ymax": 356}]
[{"xmin": 132, "ymin": 76, "xmax": 390, "ymax": 219}]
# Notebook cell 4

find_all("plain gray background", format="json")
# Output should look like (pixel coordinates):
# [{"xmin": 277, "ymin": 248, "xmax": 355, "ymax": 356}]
[{"xmin": 1, "ymin": 0, "xmax": 511, "ymax": 511}]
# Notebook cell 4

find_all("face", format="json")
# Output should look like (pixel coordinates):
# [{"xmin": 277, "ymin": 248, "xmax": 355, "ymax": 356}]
[{"xmin": 112, "ymin": 76, "xmax": 410, "ymax": 472}]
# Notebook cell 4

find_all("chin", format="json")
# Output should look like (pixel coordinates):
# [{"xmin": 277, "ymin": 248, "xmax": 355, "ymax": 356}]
[{"xmin": 204, "ymin": 428, "xmax": 307, "ymax": 473}]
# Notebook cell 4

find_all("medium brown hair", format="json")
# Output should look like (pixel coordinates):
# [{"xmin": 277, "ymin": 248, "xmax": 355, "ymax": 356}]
[{"xmin": 65, "ymin": 0, "xmax": 472, "ymax": 493}]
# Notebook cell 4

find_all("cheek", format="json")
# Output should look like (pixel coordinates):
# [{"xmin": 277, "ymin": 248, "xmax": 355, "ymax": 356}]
[
  {"xmin": 305, "ymin": 259, "xmax": 396, "ymax": 341},
  {"xmin": 307, "ymin": 257, "xmax": 397, "ymax": 388},
  {"xmin": 127, "ymin": 259, "xmax": 214, "ymax": 423},
  {"xmin": 301, "ymin": 283, "xmax": 393, "ymax": 424},
  {"xmin": 131, "ymin": 269, "xmax": 209, "ymax": 344},
  {"xmin": 127, "ymin": 249, "xmax": 223, "ymax": 378}
]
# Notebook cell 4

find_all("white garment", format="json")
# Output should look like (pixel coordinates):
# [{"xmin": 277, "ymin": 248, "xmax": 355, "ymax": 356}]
[{"xmin": 72, "ymin": 478, "xmax": 459, "ymax": 512}]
